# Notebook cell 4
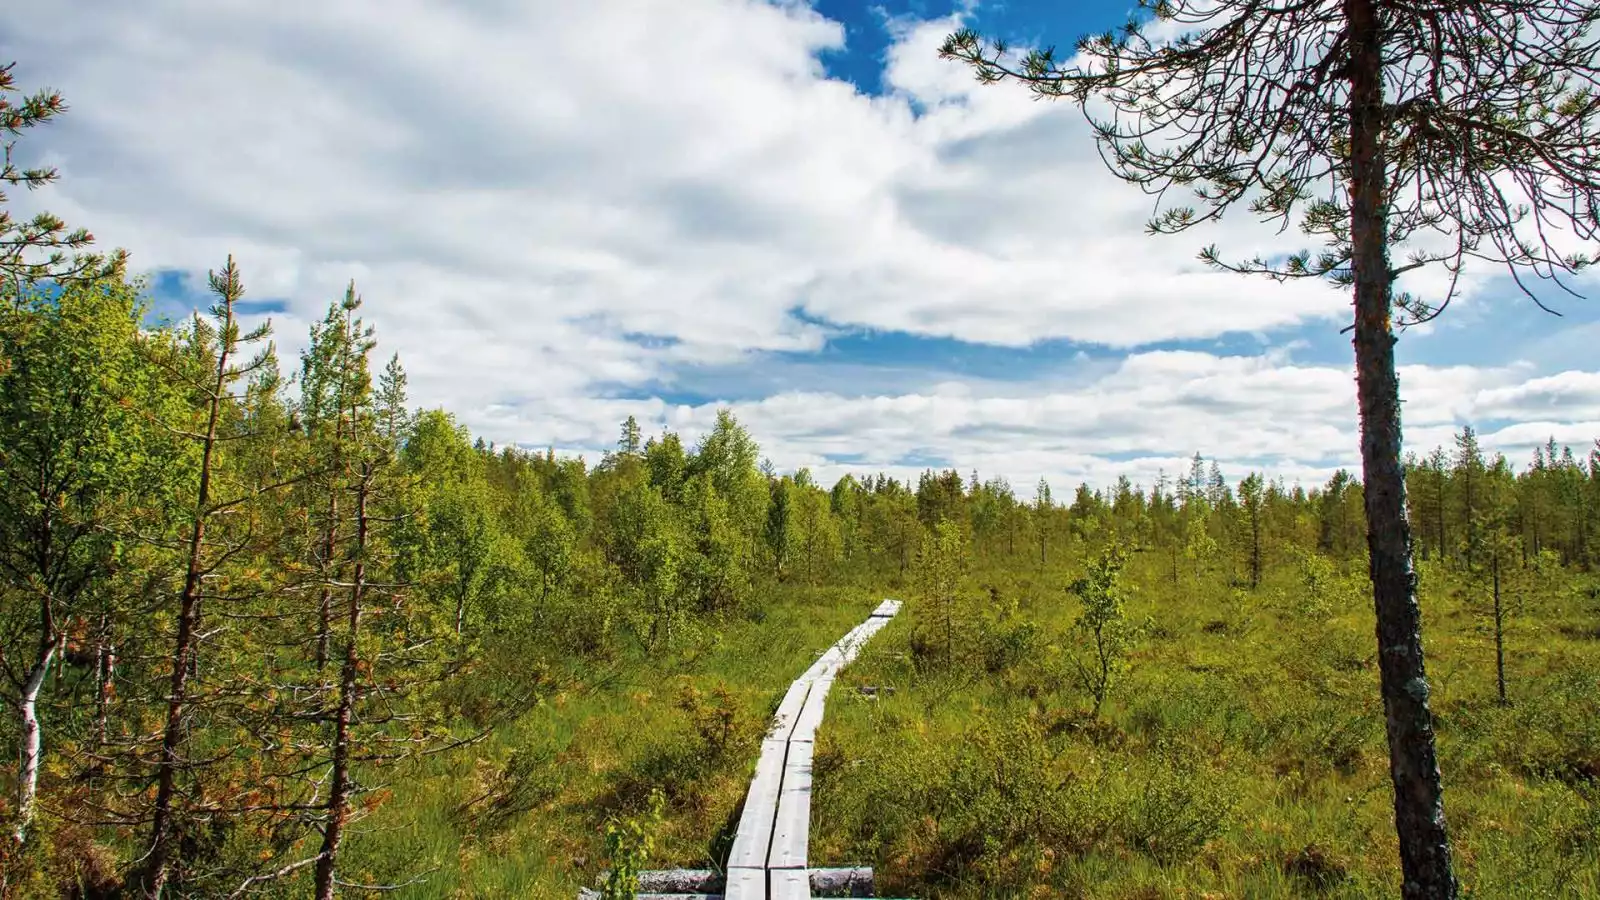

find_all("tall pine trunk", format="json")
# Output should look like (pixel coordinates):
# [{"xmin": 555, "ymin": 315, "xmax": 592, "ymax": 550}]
[
  {"xmin": 314, "ymin": 463, "xmax": 370, "ymax": 900},
  {"xmin": 1434, "ymin": 464, "xmax": 1447, "ymax": 566},
  {"xmin": 143, "ymin": 330, "xmax": 231, "ymax": 897},
  {"xmin": 1346, "ymin": 1, "xmax": 1456, "ymax": 895},
  {"xmin": 315, "ymin": 489, "xmax": 338, "ymax": 670},
  {"xmin": 1249, "ymin": 511, "xmax": 1262, "ymax": 589},
  {"xmin": 314, "ymin": 365, "xmax": 351, "ymax": 671},
  {"xmin": 454, "ymin": 584, "xmax": 467, "ymax": 636},
  {"xmin": 1492, "ymin": 553, "xmax": 1507, "ymax": 705}
]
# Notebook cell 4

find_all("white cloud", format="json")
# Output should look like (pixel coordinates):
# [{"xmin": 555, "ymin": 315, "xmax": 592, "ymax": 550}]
[
  {"xmin": 3, "ymin": 0, "xmax": 1598, "ymax": 495},
  {"xmin": 478, "ymin": 351, "xmax": 1600, "ymax": 499}
]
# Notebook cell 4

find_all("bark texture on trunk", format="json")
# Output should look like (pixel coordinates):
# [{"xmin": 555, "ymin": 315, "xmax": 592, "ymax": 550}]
[
  {"xmin": 143, "ymin": 317, "xmax": 236, "ymax": 898},
  {"xmin": 313, "ymin": 464, "xmax": 369, "ymax": 900},
  {"xmin": 92, "ymin": 615, "xmax": 115, "ymax": 750},
  {"xmin": 1493, "ymin": 554, "xmax": 1507, "ymax": 705},
  {"xmin": 1345, "ymin": 0, "xmax": 1458, "ymax": 896},
  {"xmin": 315, "ymin": 494, "xmax": 337, "ymax": 671},
  {"xmin": 13, "ymin": 639, "xmax": 60, "ymax": 844}
]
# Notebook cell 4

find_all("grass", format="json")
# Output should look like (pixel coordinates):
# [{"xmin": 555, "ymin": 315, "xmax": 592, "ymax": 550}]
[
  {"xmin": 325, "ymin": 583, "xmax": 881, "ymax": 898},
  {"xmin": 811, "ymin": 550, "xmax": 1600, "ymax": 899},
  {"xmin": 246, "ymin": 548, "xmax": 1598, "ymax": 899}
]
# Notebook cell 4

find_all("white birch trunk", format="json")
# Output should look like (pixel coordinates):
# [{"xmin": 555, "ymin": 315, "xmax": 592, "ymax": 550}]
[{"xmin": 14, "ymin": 641, "xmax": 59, "ymax": 843}]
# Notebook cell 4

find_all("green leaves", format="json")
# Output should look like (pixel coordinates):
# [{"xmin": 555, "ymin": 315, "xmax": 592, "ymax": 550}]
[{"xmin": 1070, "ymin": 542, "xmax": 1135, "ymax": 715}]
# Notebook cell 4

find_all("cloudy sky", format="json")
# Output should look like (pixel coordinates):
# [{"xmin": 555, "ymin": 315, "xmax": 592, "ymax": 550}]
[{"xmin": 5, "ymin": 0, "xmax": 1599, "ymax": 496}]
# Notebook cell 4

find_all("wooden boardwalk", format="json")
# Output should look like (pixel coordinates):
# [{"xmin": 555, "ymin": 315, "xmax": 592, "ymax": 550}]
[
  {"xmin": 722, "ymin": 598, "xmax": 900, "ymax": 900},
  {"xmin": 581, "ymin": 599, "xmax": 901, "ymax": 900}
]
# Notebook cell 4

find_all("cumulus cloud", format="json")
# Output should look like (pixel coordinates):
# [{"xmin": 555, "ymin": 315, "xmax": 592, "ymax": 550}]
[
  {"xmin": 3, "ymin": 0, "xmax": 1597, "ymax": 495},
  {"xmin": 497, "ymin": 352, "xmax": 1600, "ymax": 499}
]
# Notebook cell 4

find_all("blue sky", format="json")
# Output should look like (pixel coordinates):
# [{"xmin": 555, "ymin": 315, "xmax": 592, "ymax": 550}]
[
  {"xmin": 6, "ymin": 0, "xmax": 1599, "ymax": 494},
  {"xmin": 811, "ymin": 0, "xmax": 1128, "ymax": 94}
]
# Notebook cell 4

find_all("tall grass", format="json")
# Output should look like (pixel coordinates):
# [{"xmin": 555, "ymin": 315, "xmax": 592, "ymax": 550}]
[
  {"xmin": 325, "ymin": 584, "xmax": 878, "ymax": 898},
  {"xmin": 812, "ymin": 551, "xmax": 1600, "ymax": 899}
]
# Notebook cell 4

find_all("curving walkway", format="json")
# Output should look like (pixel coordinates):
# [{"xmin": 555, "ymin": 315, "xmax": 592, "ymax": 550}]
[{"xmin": 723, "ymin": 598, "xmax": 901, "ymax": 900}]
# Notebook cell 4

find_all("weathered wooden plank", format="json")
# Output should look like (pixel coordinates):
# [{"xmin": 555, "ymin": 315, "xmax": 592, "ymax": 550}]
[
  {"xmin": 613, "ymin": 867, "xmax": 873, "ymax": 896},
  {"xmin": 582, "ymin": 891, "xmax": 723, "ymax": 900},
  {"xmin": 769, "ymin": 867, "xmax": 811, "ymax": 900},
  {"xmin": 806, "ymin": 619, "xmax": 873, "ymax": 677},
  {"xmin": 788, "ymin": 675, "xmax": 833, "ymax": 743},
  {"xmin": 801, "ymin": 643, "xmax": 848, "ymax": 682},
  {"xmin": 596, "ymin": 602, "xmax": 902, "ymax": 900},
  {"xmin": 836, "ymin": 619, "xmax": 885, "ymax": 665},
  {"xmin": 726, "ymin": 738, "xmax": 790, "ymax": 870},
  {"xmin": 723, "ymin": 866, "xmax": 766, "ymax": 900},
  {"xmin": 769, "ymin": 678, "xmax": 815, "ymax": 742},
  {"xmin": 767, "ymin": 740, "xmax": 814, "ymax": 870}
]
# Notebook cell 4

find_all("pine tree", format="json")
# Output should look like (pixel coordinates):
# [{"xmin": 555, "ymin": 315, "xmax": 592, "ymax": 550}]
[
  {"xmin": 1238, "ymin": 473, "xmax": 1266, "ymax": 589},
  {"xmin": 0, "ymin": 62, "xmax": 121, "ymax": 283},
  {"xmin": 1069, "ymin": 542, "xmax": 1133, "ymax": 716},
  {"xmin": 1034, "ymin": 478, "xmax": 1053, "ymax": 566},
  {"xmin": 297, "ymin": 285, "xmax": 377, "ymax": 670},
  {"xmin": 618, "ymin": 415, "xmax": 643, "ymax": 457},
  {"xmin": 1454, "ymin": 426, "xmax": 1487, "ymax": 572},
  {"xmin": 944, "ymin": 5, "xmax": 1600, "ymax": 886},
  {"xmin": 375, "ymin": 353, "xmax": 411, "ymax": 450},
  {"xmin": 914, "ymin": 519, "xmax": 968, "ymax": 668},
  {"xmin": 139, "ymin": 258, "xmax": 288, "ymax": 897}
]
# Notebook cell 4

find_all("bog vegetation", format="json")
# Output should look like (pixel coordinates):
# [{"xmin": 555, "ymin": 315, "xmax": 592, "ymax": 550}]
[
  {"xmin": 2, "ymin": 44, "xmax": 1599, "ymax": 900},
  {"xmin": 1, "ymin": 254, "xmax": 1597, "ymax": 899}
]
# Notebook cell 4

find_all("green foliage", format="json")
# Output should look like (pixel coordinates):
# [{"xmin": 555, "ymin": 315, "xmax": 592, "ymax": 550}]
[
  {"xmin": 1069, "ymin": 542, "xmax": 1135, "ymax": 715},
  {"xmin": 675, "ymin": 681, "xmax": 758, "ymax": 765},
  {"xmin": 455, "ymin": 744, "xmax": 565, "ymax": 836},
  {"xmin": 1116, "ymin": 740, "xmax": 1237, "ymax": 863},
  {"xmin": 1289, "ymin": 545, "xmax": 1362, "ymax": 619},
  {"xmin": 681, "ymin": 474, "xmax": 748, "ymax": 614},
  {"xmin": 0, "ymin": 62, "xmax": 120, "ymax": 283},
  {"xmin": 601, "ymin": 788, "xmax": 663, "ymax": 900},
  {"xmin": 911, "ymin": 519, "xmax": 969, "ymax": 669}
]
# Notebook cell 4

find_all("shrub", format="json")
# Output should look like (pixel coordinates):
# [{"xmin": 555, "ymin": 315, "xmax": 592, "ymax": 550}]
[{"xmin": 1114, "ymin": 742, "xmax": 1235, "ymax": 863}]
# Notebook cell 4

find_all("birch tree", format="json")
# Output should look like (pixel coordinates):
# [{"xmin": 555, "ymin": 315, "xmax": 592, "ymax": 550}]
[{"xmin": 0, "ymin": 274, "xmax": 160, "ymax": 842}]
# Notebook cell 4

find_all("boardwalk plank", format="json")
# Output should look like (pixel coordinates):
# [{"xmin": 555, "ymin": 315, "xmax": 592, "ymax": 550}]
[
  {"xmin": 788, "ymin": 676, "xmax": 833, "ymax": 743},
  {"xmin": 619, "ymin": 599, "xmax": 901, "ymax": 900},
  {"xmin": 767, "ymin": 740, "xmax": 814, "ymax": 870},
  {"xmin": 726, "ymin": 739, "xmax": 790, "ymax": 870},
  {"xmin": 769, "ymin": 867, "xmax": 811, "ymax": 900},
  {"xmin": 769, "ymin": 679, "xmax": 814, "ymax": 743},
  {"xmin": 723, "ymin": 867, "xmax": 766, "ymax": 900}
]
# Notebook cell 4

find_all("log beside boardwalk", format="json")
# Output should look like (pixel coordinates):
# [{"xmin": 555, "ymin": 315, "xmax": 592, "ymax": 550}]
[
  {"xmin": 575, "ymin": 867, "xmax": 875, "ymax": 898},
  {"xmin": 584, "ymin": 600, "xmax": 901, "ymax": 900}
]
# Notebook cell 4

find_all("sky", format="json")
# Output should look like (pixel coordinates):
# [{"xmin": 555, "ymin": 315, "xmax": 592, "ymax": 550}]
[{"xmin": 5, "ymin": 0, "xmax": 1600, "ymax": 498}]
